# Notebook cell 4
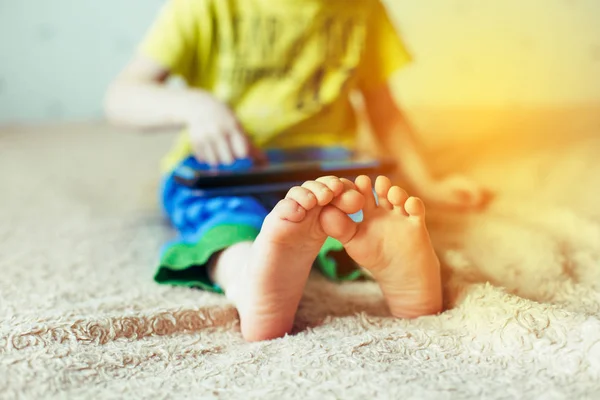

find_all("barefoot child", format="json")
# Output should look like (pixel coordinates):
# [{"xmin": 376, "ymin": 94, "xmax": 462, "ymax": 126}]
[{"xmin": 105, "ymin": 0, "xmax": 486, "ymax": 341}]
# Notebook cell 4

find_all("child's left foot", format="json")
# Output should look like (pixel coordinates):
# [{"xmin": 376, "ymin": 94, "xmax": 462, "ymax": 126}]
[{"xmin": 320, "ymin": 176, "xmax": 443, "ymax": 318}]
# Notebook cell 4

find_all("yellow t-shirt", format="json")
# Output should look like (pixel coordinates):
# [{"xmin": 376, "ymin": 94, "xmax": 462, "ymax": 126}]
[{"xmin": 140, "ymin": 0, "xmax": 411, "ymax": 173}]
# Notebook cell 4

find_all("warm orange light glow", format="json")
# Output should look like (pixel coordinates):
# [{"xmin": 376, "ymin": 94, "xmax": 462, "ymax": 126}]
[{"xmin": 384, "ymin": 0, "xmax": 600, "ymax": 150}]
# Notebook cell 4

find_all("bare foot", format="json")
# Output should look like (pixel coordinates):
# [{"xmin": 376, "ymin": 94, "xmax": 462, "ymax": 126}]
[
  {"xmin": 320, "ymin": 176, "xmax": 443, "ymax": 318},
  {"xmin": 226, "ymin": 176, "xmax": 364, "ymax": 342}
]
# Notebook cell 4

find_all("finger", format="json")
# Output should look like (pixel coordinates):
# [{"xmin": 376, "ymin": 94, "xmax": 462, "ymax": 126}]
[
  {"xmin": 449, "ymin": 176, "xmax": 483, "ymax": 206},
  {"xmin": 284, "ymin": 186, "xmax": 318, "ymax": 211},
  {"xmin": 192, "ymin": 146, "xmax": 206, "ymax": 164},
  {"xmin": 229, "ymin": 131, "xmax": 250, "ymax": 160},
  {"xmin": 468, "ymin": 187, "xmax": 485, "ymax": 207},
  {"xmin": 215, "ymin": 136, "xmax": 235, "ymax": 165},
  {"xmin": 191, "ymin": 139, "xmax": 208, "ymax": 165},
  {"xmin": 478, "ymin": 188, "xmax": 494, "ymax": 208},
  {"xmin": 202, "ymin": 142, "xmax": 219, "ymax": 167}
]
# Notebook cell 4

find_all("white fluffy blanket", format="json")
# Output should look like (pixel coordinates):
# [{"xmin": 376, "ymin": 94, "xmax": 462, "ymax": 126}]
[{"xmin": 1, "ymin": 124, "xmax": 599, "ymax": 399}]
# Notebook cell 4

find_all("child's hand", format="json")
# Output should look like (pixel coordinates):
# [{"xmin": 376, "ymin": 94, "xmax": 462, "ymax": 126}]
[
  {"xmin": 185, "ymin": 93, "xmax": 266, "ymax": 167},
  {"xmin": 418, "ymin": 175, "xmax": 491, "ymax": 211}
]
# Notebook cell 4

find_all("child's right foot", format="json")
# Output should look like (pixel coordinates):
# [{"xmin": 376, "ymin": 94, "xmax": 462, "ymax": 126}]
[
  {"xmin": 226, "ymin": 176, "xmax": 364, "ymax": 342},
  {"xmin": 320, "ymin": 176, "xmax": 443, "ymax": 318}
]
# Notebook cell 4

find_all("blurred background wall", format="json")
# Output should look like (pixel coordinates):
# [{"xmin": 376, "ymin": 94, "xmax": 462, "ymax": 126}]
[
  {"xmin": 1, "ymin": 0, "xmax": 599, "ymax": 146},
  {"xmin": 386, "ymin": 1, "xmax": 600, "ymax": 149},
  {"xmin": 0, "ymin": 0, "xmax": 164, "ymax": 124}
]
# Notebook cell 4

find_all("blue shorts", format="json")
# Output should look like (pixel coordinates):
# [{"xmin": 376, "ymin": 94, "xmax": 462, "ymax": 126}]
[{"xmin": 155, "ymin": 148, "xmax": 365, "ymax": 292}]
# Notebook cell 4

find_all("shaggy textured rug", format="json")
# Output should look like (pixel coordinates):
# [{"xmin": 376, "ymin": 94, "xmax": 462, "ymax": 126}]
[{"xmin": 1, "ymin": 123, "xmax": 600, "ymax": 399}]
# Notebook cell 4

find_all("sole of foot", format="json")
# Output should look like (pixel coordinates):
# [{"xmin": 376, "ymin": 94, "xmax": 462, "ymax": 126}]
[{"xmin": 320, "ymin": 175, "xmax": 443, "ymax": 318}]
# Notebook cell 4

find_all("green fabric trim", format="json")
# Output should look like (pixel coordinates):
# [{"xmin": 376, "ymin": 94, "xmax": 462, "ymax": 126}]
[
  {"xmin": 155, "ymin": 224, "xmax": 260, "ymax": 293},
  {"xmin": 155, "ymin": 224, "xmax": 366, "ymax": 293},
  {"xmin": 316, "ymin": 237, "xmax": 365, "ymax": 282}
]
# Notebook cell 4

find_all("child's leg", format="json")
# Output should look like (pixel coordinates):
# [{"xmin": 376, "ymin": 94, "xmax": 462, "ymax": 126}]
[
  {"xmin": 209, "ymin": 176, "xmax": 364, "ymax": 342},
  {"xmin": 320, "ymin": 176, "xmax": 443, "ymax": 318},
  {"xmin": 157, "ymin": 160, "xmax": 269, "ymax": 292}
]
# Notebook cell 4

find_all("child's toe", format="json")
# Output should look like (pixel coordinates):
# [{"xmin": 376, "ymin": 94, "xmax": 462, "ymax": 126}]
[
  {"xmin": 272, "ymin": 198, "xmax": 306, "ymax": 222},
  {"xmin": 315, "ymin": 176, "xmax": 345, "ymax": 196},
  {"xmin": 388, "ymin": 186, "xmax": 410, "ymax": 216},
  {"xmin": 300, "ymin": 180, "xmax": 336, "ymax": 206},
  {"xmin": 285, "ymin": 186, "xmax": 318, "ymax": 210},
  {"xmin": 355, "ymin": 175, "xmax": 377, "ymax": 212},
  {"xmin": 404, "ymin": 196, "xmax": 426, "ymax": 218},
  {"xmin": 319, "ymin": 206, "xmax": 358, "ymax": 244},
  {"xmin": 374, "ymin": 176, "xmax": 393, "ymax": 210},
  {"xmin": 331, "ymin": 189, "xmax": 365, "ymax": 214}
]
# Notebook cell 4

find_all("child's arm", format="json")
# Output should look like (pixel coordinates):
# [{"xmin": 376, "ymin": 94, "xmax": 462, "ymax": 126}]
[
  {"xmin": 105, "ymin": 55, "xmax": 198, "ymax": 129},
  {"xmin": 362, "ymin": 84, "xmax": 488, "ymax": 210},
  {"xmin": 104, "ymin": 55, "xmax": 264, "ymax": 166}
]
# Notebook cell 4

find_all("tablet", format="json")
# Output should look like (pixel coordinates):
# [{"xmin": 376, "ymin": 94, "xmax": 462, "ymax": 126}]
[{"xmin": 173, "ymin": 157, "xmax": 396, "ymax": 197}]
